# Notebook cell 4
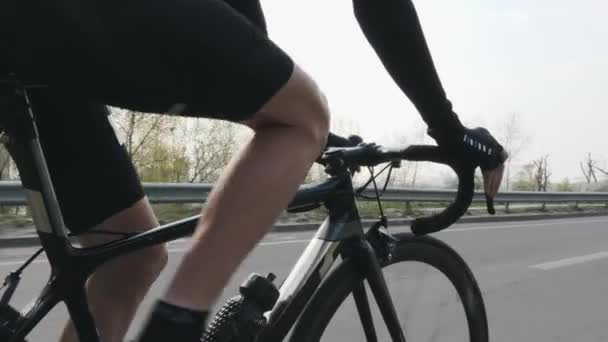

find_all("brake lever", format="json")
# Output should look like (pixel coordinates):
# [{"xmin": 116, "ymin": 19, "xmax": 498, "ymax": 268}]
[
  {"xmin": 428, "ymin": 148, "xmax": 497, "ymax": 215},
  {"xmin": 453, "ymin": 162, "xmax": 498, "ymax": 216}
]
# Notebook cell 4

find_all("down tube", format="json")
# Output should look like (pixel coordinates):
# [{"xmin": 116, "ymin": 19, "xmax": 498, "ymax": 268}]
[{"xmin": 261, "ymin": 219, "xmax": 342, "ymax": 340}]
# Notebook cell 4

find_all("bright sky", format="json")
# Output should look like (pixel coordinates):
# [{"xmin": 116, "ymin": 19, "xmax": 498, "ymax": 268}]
[{"xmin": 260, "ymin": 0, "xmax": 608, "ymax": 182}]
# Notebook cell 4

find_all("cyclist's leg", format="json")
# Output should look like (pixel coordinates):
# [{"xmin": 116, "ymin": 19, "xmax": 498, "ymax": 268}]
[
  {"xmin": 5, "ymin": 91, "xmax": 168, "ymax": 342},
  {"xmin": 162, "ymin": 65, "xmax": 329, "ymax": 311},
  {"xmin": 60, "ymin": 199, "xmax": 165, "ymax": 342},
  {"xmin": 15, "ymin": 0, "xmax": 329, "ymax": 340},
  {"xmin": 104, "ymin": 1, "xmax": 329, "ymax": 339}
]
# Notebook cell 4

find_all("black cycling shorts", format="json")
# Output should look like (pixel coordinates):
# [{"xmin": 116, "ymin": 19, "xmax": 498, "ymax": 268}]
[{"xmin": 1, "ymin": 0, "xmax": 295, "ymax": 233}]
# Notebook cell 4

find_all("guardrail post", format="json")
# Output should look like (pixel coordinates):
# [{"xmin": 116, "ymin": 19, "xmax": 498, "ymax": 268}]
[{"xmin": 505, "ymin": 202, "xmax": 510, "ymax": 213}]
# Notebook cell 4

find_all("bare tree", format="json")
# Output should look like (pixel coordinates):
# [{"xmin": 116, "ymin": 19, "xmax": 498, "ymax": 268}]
[
  {"xmin": 110, "ymin": 109, "xmax": 172, "ymax": 171},
  {"xmin": 596, "ymin": 166, "xmax": 608, "ymax": 176},
  {"xmin": 532, "ymin": 155, "xmax": 551, "ymax": 192},
  {"xmin": 513, "ymin": 163, "xmax": 536, "ymax": 191},
  {"xmin": 188, "ymin": 119, "xmax": 237, "ymax": 183},
  {"xmin": 579, "ymin": 153, "xmax": 608, "ymax": 188},
  {"xmin": 109, "ymin": 108, "xmax": 205, "ymax": 182},
  {"xmin": 580, "ymin": 153, "xmax": 599, "ymax": 184},
  {"xmin": 498, "ymin": 113, "xmax": 529, "ymax": 190},
  {"xmin": 137, "ymin": 138, "xmax": 191, "ymax": 182}
]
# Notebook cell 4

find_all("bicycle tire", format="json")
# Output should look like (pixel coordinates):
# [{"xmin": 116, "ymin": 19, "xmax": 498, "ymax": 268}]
[{"xmin": 289, "ymin": 232, "xmax": 489, "ymax": 342}]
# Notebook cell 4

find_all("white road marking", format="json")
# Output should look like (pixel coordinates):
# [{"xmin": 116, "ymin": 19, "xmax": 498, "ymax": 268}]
[{"xmin": 530, "ymin": 252, "xmax": 608, "ymax": 271}]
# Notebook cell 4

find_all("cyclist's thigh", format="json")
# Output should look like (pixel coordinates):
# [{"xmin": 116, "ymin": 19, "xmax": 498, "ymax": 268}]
[
  {"xmin": 6, "ymin": 88, "xmax": 145, "ymax": 234},
  {"xmin": 15, "ymin": 0, "xmax": 294, "ymax": 122}
]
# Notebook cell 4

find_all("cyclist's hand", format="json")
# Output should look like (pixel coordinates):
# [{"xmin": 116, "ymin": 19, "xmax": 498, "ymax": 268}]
[
  {"xmin": 463, "ymin": 127, "xmax": 508, "ymax": 200},
  {"xmin": 429, "ymin": 125, "xmax": 509, "ymax": 201},
  {"xmin": 482, "ymin": 150, "xmax": 508, "ymax": 198}
]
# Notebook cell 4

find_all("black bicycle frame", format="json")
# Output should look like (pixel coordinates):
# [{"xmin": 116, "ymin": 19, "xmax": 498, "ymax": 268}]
[{"xmin": 4, "ymin": 86, "xmax": 405, "ymax": 342}]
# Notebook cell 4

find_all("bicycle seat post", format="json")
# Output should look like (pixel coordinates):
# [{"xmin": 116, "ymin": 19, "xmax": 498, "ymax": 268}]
[{"xmin": 1, "ymin": 74, "xmax": 71, "ymax": 252}]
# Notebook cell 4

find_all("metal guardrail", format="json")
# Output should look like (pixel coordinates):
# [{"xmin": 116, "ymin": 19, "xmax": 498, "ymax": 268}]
[{"xmin": 0, "ymin": 181, "xmax": 607, "ymax": 205}]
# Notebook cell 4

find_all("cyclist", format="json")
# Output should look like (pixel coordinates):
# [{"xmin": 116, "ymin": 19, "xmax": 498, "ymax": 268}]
[{"xmin": 0, "ymin": 0, "xmax": 507, "ymax": 341}]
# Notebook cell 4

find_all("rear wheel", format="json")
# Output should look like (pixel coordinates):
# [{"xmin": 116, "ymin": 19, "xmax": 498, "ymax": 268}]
[{"xmin": 289, "ymin": 233, "xmax": 488, "ymax": 342}]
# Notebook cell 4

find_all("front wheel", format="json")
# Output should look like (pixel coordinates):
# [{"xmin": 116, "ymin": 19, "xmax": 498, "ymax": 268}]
[{"xmin": 289, "ymin": 233, "xmax": 488, "ymax": 342}]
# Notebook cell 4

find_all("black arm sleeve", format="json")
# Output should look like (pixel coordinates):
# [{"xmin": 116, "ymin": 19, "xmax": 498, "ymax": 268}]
[{"xmin": 352, "ymin": 0, "xmax": 464, "ymax": 140}]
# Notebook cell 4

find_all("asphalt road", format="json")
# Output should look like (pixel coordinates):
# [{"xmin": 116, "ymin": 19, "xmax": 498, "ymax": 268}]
[{"xmin": 1, "ymin": 216, "xmax": 608, "ymax": 341}]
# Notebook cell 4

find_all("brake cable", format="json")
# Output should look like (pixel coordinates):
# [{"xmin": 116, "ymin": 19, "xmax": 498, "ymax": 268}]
[
  {"xmin": 354, "ymin": 162, "xmax": 396, "ymax": 224},
  {"xmin": 368, "ymin": 166, "xmax": 386, "ymax": 219},
  {"xmin": 356, "ymin": 163, "xmax": 395, "ymax": 199}
]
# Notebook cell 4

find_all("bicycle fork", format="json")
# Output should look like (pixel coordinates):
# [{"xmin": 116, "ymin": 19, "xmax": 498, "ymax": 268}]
[{"xmin": 350, "ymin": 238, "xmax": 407, "ymax": 342}]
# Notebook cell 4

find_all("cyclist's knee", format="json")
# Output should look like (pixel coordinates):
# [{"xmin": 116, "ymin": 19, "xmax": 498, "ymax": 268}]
[
  {"xmin": 314, "ymin": 91, "xmax": 331, "ymax": 145},
  {"xmin": 248, "ymin": 64, "xmax": 330, "ymax": 149},
  {"xmin": 92, "ymin": 244, "xmax": 168, "ymax": 299}
]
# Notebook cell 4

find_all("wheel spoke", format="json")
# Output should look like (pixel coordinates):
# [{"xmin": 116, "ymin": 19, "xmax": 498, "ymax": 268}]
[{"xmin": 352, "ymin": 281, "xmax": 378, "ymax": 342}]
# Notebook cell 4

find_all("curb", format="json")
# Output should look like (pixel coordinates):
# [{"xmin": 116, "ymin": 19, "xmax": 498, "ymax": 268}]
[{"xmin": 2, "ymin": 211, "xmax": 608, "ymax": 248}]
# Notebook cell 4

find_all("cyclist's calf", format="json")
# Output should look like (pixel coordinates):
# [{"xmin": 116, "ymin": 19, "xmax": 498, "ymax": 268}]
[
  {"xmin": 59, "ymin": 199, "xmax": 168, "ymax": 342},
  {"xmin": 72, "ymin": 245, "xmax": 168, "ymax": 342}
]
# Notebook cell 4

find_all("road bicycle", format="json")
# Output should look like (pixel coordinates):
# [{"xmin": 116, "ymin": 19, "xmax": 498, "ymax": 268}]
[{"xmin": 0, "ymin": 73, "xmax": 490, "ymax": 341}]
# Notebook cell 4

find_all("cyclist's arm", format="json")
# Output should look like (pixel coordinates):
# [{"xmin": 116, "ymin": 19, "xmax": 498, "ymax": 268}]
[
  {"xmin": 351, "ymin": 0, "xmax": 507, "ymax": 198},
  {"xmin": 351, "ymin": 0, "xmax": 463, "ymax": 140}
]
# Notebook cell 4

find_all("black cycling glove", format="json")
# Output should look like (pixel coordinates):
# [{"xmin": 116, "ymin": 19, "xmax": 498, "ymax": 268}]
[{"xmin": 428, "ymin": 125, "xmax": 507, "ymax": 172}]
